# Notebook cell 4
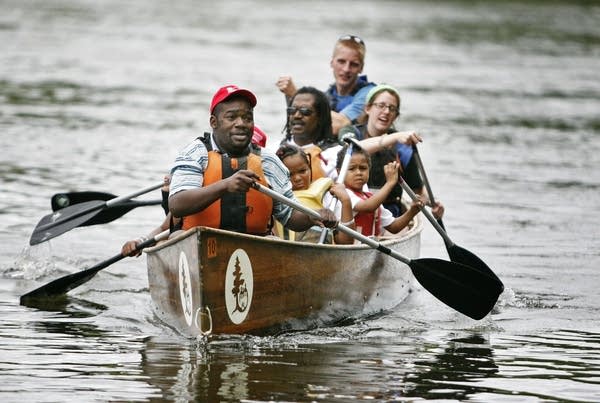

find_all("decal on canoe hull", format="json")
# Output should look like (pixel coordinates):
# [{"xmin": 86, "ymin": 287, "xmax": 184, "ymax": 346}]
[
  {"xmin": 178, "ymin": 251, "xmax": 193, "ymax": 327},
  {"xmin": 225, "ymin": 249, "xmax": 253, "ymax": 324}
]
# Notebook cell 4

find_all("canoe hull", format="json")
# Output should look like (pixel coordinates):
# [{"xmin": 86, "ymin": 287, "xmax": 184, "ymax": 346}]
[{"xmin": 146, "ymin": 219, "xmax": 422, "ymax": 337}]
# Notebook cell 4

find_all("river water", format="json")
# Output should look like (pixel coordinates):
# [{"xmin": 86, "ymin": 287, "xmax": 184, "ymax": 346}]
[{"xmin": 1, "ymin": 0, "xmax": 599, "ymax": 401}]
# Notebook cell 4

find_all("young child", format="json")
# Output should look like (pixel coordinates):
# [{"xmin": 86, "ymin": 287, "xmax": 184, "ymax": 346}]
[
  {"xmin": 276, "ymin": 144, "xmax": 354, "ymax": 244},
  {"xmin": 329, "ymin": 145, "xmax": 423, "ymax": 237},
  {"xmin": 276, "ymin": 144, "xmax": 313, "ymax": 192}
]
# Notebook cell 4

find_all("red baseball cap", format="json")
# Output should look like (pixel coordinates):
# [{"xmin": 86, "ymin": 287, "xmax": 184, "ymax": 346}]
[
  {"xmin": 252, "ymin": 125, "xmax": 267, "ymax": 147},
  {"xmin": 209, "ymin": 84, "xmax": 257, "ymax": 114}
]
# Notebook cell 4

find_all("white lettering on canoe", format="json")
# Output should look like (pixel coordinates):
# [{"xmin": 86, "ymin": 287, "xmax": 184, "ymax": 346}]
[
  {"xmin": 225, "ymin": 249, "xmax": 253, "ymax": 325},
  {"xmin": 178, "ymin": 251, "xmax": 193, "ymax": 327}
]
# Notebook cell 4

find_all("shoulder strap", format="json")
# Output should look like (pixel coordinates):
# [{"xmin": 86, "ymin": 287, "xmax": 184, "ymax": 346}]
[{"xmin": 199, "ymin": 132, "xmax": 212, "ymax": 151}]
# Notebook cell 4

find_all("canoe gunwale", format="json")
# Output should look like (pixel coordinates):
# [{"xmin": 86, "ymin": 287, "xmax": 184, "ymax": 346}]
[{"xmin": 145, "ymin": 213, "xmax": 423, "ymax": 254}]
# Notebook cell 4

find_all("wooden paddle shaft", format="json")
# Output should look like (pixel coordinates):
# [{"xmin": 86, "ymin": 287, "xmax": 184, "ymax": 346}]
[
  {"xmin": 398, "ymin": 180, "xmax": 454, "ymax": 247},
  {"xmin": 318, "ymin": 145, "xmax": 353, "ymax": 243},
  {"xmin": 105, "ymin": 182, "xmax": 164, "ymax": 207},
  {"xmin": 412, "ymin": 145, "xmax": 437, "ymax": 205},
  {"xmin": 254, "ymin": 183, "xmax": 411, "ymax": 265}
]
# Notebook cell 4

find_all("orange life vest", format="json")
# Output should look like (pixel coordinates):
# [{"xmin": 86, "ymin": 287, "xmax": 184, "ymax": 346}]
[
  {"xmin": 304, "ymin": 145, "xmax": 327, "ymax": 180},
  {"xmin": 274, "ymin": 177, "xmax": 333, "ymax": 241},
  {"xmin": 182, "ymin": 141, "xmax": 273, "ymax": 235}
]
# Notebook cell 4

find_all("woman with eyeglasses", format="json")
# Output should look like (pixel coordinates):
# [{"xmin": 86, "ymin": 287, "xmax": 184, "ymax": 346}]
[
  {"xmin": 339, "ymin": 84, "xmax": 445, "ymax": 220},
  {"xmin": 276, "ymin": 34, "xmax": 376, "ymax": 136}
]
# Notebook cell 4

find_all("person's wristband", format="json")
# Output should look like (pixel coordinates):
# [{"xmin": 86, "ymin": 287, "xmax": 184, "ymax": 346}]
[{"xmin": 340, "ymin": 218, "xmax": 355, "ymax": 226}]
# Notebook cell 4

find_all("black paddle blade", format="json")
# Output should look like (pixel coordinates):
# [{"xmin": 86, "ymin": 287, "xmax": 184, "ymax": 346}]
[
  {"xmin": 29, "ymin": 200, "xmax": 105, "ymax": 245},
  {"xmin": 20, "ymin": 234, "xmax": 164, "ymax": 303},
  {"xmin": 78, "ymin": 200, "xmax": 163, "ymax": 227},
  {"xmin": 52, "ymin": 191, "xmax": 163, "ymax": 227},
  {"xmin": 447, "ymin": 244, "xmax": 503, "ymax": 288},
  {"xmin": 20, "ymin": 253, "xmax": 125, "ymax": 303},
  {"xmin": 51, "ymin": 191, "xmax": 116, "ymax": 211},
  {"xmin": 409, "ymin": 258, "xmax": 504, "ymax": 320}
]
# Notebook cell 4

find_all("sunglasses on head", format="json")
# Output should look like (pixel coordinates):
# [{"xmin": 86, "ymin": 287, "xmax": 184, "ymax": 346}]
[
  {"xmin": 286, "ymin": 106, "xmax": 314, "ymax": 117},
  {"xmin": 338, "ymin": 34, "xmax": 365, "ymax": 46}
]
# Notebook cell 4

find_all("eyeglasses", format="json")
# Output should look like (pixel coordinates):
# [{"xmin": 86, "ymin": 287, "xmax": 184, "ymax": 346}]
[
  {"xmin": 338, "ymin": 34, "xmax": 365, "ymax": 47},
  {"xmin": 286, "ymin": 106, "xmax": 314, "ymax": 117},
  {"xmin": 372, "ymin": 102, "xmax": 399, "ymax": 114}
]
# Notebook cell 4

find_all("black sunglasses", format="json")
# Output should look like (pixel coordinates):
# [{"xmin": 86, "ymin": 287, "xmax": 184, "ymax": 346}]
[
  {"xmin": 287, "ymin": 106, "xmax": 314, "ymax": 117},
  {"xmin": 338, "ymin": 34, "xmax": 365, "ymax": 46}
]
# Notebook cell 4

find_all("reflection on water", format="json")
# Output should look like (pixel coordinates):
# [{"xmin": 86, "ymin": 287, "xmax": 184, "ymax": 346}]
[
  {"xmin": 1, "ymin": 295, "xmax": 159, "ymax": 402},
  {"xmin": 135, "ymin": 330, "xmax": 600, "ymax": 402},
  {"xmin": 3, "ymin": 272, "xmax": 600, "ymax": 401},
  {"xmin": 405, "ymin": 334, "xmax": 498, "ymax": 400}
]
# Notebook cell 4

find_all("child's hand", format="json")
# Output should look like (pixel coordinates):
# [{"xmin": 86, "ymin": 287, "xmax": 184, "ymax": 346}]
[
  {"xmin": 383, "ymin": 161, "xmax": 399, "ymax": 184},
  {"xmin": 431, "ymin": 201, "xmax": 445, "ymax": 219},
  {"xmin": 409, "ymin": 196, "xmax": 425, "ymax": 214},
  {"xmin": 329, "ymin": 183, "xmax": 349, "ymax": 202}
]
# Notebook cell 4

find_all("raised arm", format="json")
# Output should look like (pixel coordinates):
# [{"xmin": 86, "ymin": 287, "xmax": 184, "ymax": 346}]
[
  {"xmin": 276, "ymin": 75, "xmax": 298, "ymax": 103},
  {"xmin": 354, "ymin": 161, "xmax": 399, "ymax": 213},
  {"xmin": 331, "ymin": 111, "xmax": 352, "ymax": 136},
  {"xmin": 358, "ymin": 131, "xmax": 422, "ymax": 154}
]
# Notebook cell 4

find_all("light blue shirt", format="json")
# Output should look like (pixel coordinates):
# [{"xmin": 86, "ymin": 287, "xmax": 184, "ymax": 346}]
[
  {"xmin": 338, "ymin": 84, "xmax": 376, "ymax": 122},
  {"xmin": 327, "ymin": 75, "xmax": 376, "ymax": 122}
]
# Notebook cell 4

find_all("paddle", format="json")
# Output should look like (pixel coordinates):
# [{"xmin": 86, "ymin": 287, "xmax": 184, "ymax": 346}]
[
  {"xmin": 51, "ymin": 191, "xmax": 162, "ymax": 226},
  {"xmin": 29, "ymin": 182, "xmax": 163, "ymax": 245},
  {"xmin": 253, "ymin": 182, "xmax": 504, "ymax": 320},
  {"xmin": 398, "ymin": 180, "xmax": 503, "ymax": 286},
  {"xmin": 317, "ymin": 135, "xmax": 354, "ymax": 243},
  {"xmin": 51, "ymin": 190, "xmax": 163, "ymax": 211},
  {"xmin": 20, "ymin": 229, "xmax": 170, "ymax": 303},
  {"xmin": 412, "ymin": 145, "xmax": 445, "ymax": 230},
  {"xmin": 52, "ymin": 191, "xmax": 118, "ymax": 209}
]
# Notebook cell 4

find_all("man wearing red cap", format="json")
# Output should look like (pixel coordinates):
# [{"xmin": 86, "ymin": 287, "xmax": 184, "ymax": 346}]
[{"xmin": 168, "ymin": 85, "xmax": 337, "ymax": 235}]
